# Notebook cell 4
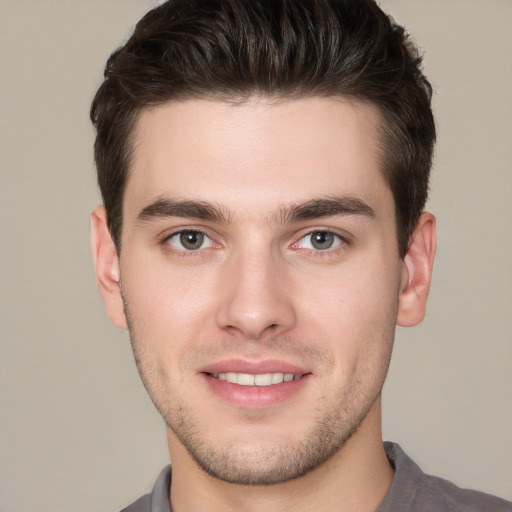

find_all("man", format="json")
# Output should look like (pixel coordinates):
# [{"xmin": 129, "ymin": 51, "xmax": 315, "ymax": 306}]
[{"xmin": 90, "ymin": 1, "xmax": 512, "ymax": 511}]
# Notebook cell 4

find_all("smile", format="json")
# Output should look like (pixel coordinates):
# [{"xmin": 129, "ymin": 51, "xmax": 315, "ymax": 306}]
[{"xmin": 211, "ymin": 372, "xmax": 303, "ymax": 386}]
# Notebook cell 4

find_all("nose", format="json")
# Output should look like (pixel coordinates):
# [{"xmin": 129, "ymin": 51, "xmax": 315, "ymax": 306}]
[{"xmin": 215, "ymin": 248, "xmax": 296, "ymax": 340}]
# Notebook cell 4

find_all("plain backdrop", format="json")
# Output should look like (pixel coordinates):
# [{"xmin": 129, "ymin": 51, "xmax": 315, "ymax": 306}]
[{"xmin": 1, "ymin": 1, "xmax": 511, "ymax": 511}]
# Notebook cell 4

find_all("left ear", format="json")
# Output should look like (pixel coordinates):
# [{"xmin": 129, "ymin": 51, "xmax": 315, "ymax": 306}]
[{"xmin": 397, "ymin": 212, "xmax": 437, "ymax": 327}]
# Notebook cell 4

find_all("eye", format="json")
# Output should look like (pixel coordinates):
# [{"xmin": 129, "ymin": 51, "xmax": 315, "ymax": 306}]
[
  {"xmin": 165, "ymin": 230, "xmax": 214, "ymax": 251},
  {"xmin": 296, "ymin": 230, "xmax": 343, "ymax": 251}
]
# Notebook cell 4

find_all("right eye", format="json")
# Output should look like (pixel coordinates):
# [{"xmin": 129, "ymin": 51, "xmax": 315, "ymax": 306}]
[{"xmin": 165, "ymin": 230, "xmax": 214, "ymax": 251}]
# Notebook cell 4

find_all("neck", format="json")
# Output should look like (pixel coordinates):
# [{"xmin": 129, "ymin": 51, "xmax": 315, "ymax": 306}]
[{"xmin": 167, "ymin": 399, "xmax": 394, "ymax": 512}]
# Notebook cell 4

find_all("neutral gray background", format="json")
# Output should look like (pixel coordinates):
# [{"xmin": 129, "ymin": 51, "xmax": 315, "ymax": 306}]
[{"xmin": 1, "ymin": 1, "xmax": 511, "ymax": 511}]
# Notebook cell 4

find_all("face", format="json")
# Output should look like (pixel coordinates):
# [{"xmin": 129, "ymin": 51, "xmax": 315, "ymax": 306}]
[{"xmin": 94, "ymin": 97, "xmax": 431, "ymax": 485}]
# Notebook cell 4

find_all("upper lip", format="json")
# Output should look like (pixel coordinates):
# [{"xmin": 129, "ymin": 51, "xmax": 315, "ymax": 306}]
[{"xmin": 199, "ymin": 359, "xmax": 310, "ymax": 376}]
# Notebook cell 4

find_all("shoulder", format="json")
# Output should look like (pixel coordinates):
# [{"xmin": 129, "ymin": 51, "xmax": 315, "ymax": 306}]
[
  {"xmin": 120, "ymin": 494, "xmax": 151, "ymax": 512},
  {"xmin": 119, "ymin": 465, "xmax": 172, "ymax": 512},
  {"xmin": 380, "ymin": 442, "xmax": 512, "ymax": 512},
  {"xmin": 419, "ymin": 472, "xmax": 512, "ymax": 511}
]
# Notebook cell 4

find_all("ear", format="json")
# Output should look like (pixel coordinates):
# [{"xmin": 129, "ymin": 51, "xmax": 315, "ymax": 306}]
[
  {"xmin": 397, "ymin": 212, "xmax": 437, "ymax": 327},
  {"xmin": 91, "ymin": 206, "xmax": 128, "ymax": 330}
]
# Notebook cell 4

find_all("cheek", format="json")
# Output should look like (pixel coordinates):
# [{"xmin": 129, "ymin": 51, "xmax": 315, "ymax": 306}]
[
  {"xmin": 123, "ymin": 252, "xmax": 216, "ymax": 315},
  {"xmin": 298, "ymin": 255, "xmax": 400, "ymax": 322},
  {"xmin": 294, "ymin": 254, "xmax": 400, "ymax": 362},
  {"xmin": 120, "ymin": 254, "xmax": 222, "ymax": 365},
  {"xmin": 120, "ymin": 263, "xmax": 216, "ymax": 399}
]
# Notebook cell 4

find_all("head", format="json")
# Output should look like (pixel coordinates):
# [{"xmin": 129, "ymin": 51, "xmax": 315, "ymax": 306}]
[
  {"xmin": 90, "ymin": 0, "xmax": 437, "ymax": 488},
  {"xmin": 91, "ymin": 0, "xmax": 435, "ymax": 259}
]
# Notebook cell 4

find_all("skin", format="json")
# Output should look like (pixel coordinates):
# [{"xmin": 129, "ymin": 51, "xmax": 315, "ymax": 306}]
[{"xmin": 92, "ymin": 96, "xmax": 436, "ymax": 512}]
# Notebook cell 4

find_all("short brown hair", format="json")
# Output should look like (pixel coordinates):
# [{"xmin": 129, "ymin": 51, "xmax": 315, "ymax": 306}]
[{"xmin": 91, "ymin": 0, "xmax": 435, "ymax": 257}]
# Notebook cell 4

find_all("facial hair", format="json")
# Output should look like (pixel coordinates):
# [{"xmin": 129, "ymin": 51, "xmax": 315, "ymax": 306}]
[{"xmin": 122, "ymin": 291, "xmax": 395, "ymax": 485}]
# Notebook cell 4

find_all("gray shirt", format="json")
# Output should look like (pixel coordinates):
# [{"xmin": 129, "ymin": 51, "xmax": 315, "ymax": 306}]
[{"xmin": 121, "ymin": 442, "xmax": 512, "ymax": 512}]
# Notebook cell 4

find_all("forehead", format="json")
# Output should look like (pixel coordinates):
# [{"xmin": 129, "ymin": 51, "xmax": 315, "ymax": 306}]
[{"xmin": 125, "ymin": 96, "xmax": 390, "ymax": 221}]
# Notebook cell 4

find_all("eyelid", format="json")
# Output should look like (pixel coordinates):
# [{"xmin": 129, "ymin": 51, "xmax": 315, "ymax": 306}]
[
  {"xmin": 291, "ymin": 228, "xmax": 351, "ymax": 251},
  {"xmin": 158, "ymin": 225, "xmax": 350, "ymax": 254},
  {"xmin": 160, "ymin": 226, "xmax": 221, "ymax": 253}
]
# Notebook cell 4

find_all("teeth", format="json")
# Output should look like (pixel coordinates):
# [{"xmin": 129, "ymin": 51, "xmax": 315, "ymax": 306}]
[
  {"xmin": 254, "ymin": 373, "xmax": 271, "ymax": 386},
  {"xmin": 216, "ymin": 372, "xmax": 300, "ymax": 386},
  {"xmin": 237, "ymin": 373, "xmax": 254, "ymax": 386},
  {"xmin": 225, "ymin": 372, "xmax": 238, "ymax": 384},
  {"xmin": 271, "ymin": 373, "xmax": 283, "ymax": 384}
]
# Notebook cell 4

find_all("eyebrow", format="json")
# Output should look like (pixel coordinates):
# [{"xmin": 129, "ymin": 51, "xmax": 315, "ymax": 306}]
[
  {"xmin": 137, "ymin": 198, "xmax": 229, "ymax": 223},
  {"xmin": 276, "ymin": 196, "xmax": 375, "ymax": 223},
  {"xmin": 136, "ymin": 195, "xmax": 375, "ymax": 225}
]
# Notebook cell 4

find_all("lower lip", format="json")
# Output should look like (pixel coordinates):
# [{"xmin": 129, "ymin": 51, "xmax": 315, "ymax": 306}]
[{"xmin": 200, "ymin": 373, "xmax": 311, "ymax": 409}]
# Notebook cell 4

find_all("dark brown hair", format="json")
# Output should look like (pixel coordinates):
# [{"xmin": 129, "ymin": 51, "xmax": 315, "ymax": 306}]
[{"xmin": 91, "ymin": 0, "xmax": 435, "ymax": 257}]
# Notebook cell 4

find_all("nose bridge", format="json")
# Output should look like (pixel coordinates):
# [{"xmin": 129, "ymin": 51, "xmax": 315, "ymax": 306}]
[{"xmin": 216, "ymin": 241, "xmax": 295, "ymax": 339}]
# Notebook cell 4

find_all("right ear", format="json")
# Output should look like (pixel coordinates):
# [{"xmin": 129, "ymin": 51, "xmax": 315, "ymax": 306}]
[{"xmin": 90, "ymin": 206, "xmax": 128, "ymax": 330}]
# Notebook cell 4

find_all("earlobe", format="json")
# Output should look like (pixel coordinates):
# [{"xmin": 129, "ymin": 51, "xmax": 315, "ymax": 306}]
[
  {"xmin": 397, "ymin": 212, "xmax": 437, "ymax": 327},
  {"xmin": 91, "ymin": 206, "xmax": 128, "ymax": 330}
]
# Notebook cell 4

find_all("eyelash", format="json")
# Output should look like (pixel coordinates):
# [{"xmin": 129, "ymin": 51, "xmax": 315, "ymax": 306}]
[
  {"xmin": 159, "ymin": 228, "xmax": 350, "ymax": 257},
  {"xmin": 292, "ymin": 230, "xmax": 350, "ymax": 254},
  {"xmin": 160, "ymin": 229, "xmax": 219, "ymax": 257}
]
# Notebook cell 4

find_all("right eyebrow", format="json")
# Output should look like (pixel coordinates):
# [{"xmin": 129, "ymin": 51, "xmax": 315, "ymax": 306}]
[{"xmin": 136, "ymin": 198, "xmax": 229, "ymax": 224}]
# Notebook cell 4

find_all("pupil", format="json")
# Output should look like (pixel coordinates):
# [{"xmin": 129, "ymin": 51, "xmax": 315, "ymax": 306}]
[
  {"xmin": 312, "ymin": 231, "xmax": 333, "ymax": 250},
  {"xmin": 180, "ymin": 231, "xmax": 204, "ymax": 250}
]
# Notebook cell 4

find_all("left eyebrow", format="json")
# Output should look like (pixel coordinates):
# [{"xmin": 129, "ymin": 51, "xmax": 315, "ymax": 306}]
[{"xmin": 274, "ymin": 196, "xmax": 376, "ymax": 223}]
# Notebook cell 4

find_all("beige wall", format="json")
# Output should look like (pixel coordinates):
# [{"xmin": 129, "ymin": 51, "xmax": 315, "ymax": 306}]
[{"xmin": 0, "ymin": 1, "xmax": 510, "ymax": 510}]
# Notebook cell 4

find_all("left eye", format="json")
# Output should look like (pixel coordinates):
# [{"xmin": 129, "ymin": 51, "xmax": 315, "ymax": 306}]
[
  {"xmin": 166, "ymin": 230, "xmax": 214, "ymax": 251},
  {"xmin": 296, "ymin": 231, "xmax": 343, "ymax": 251}
]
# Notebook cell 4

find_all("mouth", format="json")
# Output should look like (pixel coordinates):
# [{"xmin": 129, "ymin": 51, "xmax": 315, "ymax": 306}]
[
  {"xmin": 201, "ymin": 363, "xmax": 310, "ymax": 408},
  {"xmin": 199, "ymin": 360, "xmax": 311, "ymax": 407},
  {"xmin": 208, "ymin": 372, "xmax": 303, "ymax": 386}
]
